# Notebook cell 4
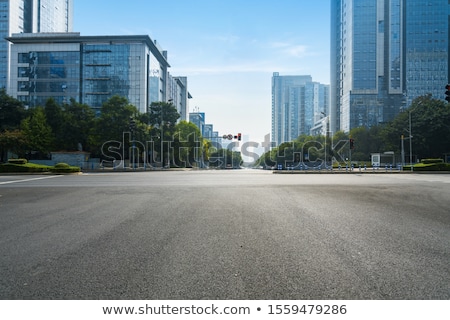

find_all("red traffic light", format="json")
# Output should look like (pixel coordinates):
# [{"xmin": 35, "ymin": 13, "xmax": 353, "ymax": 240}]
[{"xmin": 233, "ymin": 133, "xmax": 242, "ymax": 140}]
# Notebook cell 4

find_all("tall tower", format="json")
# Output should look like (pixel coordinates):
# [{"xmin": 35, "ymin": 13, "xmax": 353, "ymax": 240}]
[
  {"xmin": 404, "ymin": 0, "xmax": 449, "ymax": 106},
  {"xmin": 331, "ymin": 0, "xmax": 449, "ymax": 133},
  {"xmin": 272, "ymin": 73, "xmax": 312, "ymax": 146},
  {"xmin": 271, "ymin": 73, "xmax": 329, "ymax": 146},
  {"xmin": 0, "ymin": 0, "xmax": 73, "ymax": 89},
  {"xmin": 331, "ymin": 0, "xmax": 403, "ymax": 133}
]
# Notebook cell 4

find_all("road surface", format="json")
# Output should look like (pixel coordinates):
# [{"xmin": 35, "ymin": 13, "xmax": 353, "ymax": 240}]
[{"xmin": 0, "ymin": 170, "xmax": 449, "ymax": 299}]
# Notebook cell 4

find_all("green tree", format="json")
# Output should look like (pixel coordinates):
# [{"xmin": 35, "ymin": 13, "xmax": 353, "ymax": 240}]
[
  {"xmin": 148, "ymin": 101, "xmax": 180, "ymax": 166},
  {"xmin": 148, "ymin": 101, "xmax": 180, "ymax": 128},
  {"xmin": 349, "ymin": 127, "xmax": 371, "ymax": 161},
  {"xmin": 381, "ymin": 96, "xmax": 450, "ymax": 161},
  {"xmin": 172, "ymin": 120, "xmax": 201, "ymax": 167},
  {"xmin": 91, "ymin": 95, "xmax": 140, "ymax": 157},
  {"xmin": 62, "ymin": 99, "xmax": 95, "ymax": 151},
  {"xmin": 0, "ymin": 129, "xmax": 28, "ymax": 160},
  {"xmin": 0, "ymin": 89, "xmax": 26, "ymax": 132},
  {"xmin": 209, "ymin": 149, "xmax": 243, "ymax": 168},
  {"xmin": 21, "ymin": 107, "xmax": 53, "ymax": 157},
  {"xmin": 44, "ymin": 98, "xmax": 65, "ymax": 150}
]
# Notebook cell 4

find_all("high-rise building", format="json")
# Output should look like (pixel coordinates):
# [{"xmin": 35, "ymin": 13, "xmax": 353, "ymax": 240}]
[
  {"xmin": 7, "ymin": 33, "xmax": 170, "ymax": 114},
  {"xmin": 0, "ymin": 0, "xmax": 73, "ymax": 88},
  {"xmin": 167, "ymin": 75, "xmax": 192, "ymax": 121},
  {"xmin": 404, "ymin": 0, "xmax": 449, "ymax": 106},
  {"xmin": 189, "ymin": 112, "xmax": 205, "ymax": 136},
  {"xmin": 331, "ymin": 0, "xmax": 449, "ymax": 133},
  {"xmin": 271, "ymin": 72, "xmax": 329, "ymax": 146}
]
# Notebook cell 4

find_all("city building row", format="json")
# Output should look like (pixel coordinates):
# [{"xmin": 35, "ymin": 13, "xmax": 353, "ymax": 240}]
[
  {"xmin": 6, "ymin": 32, "xmax": 191, "ymax": 121},
  {"xmin": 330, "ymin": 0, "xmax": 450, "ymax": 134},
  {"xmin": 273, "ymin": 1, "xmax": 450, "ymax": 147},
  {"xmin": 0, "ymin": 0, "xmax": 225, "ymax": 150},
  {"xmin": 1, "ymin": 0, "xmax": 194, "ymax": 122}
]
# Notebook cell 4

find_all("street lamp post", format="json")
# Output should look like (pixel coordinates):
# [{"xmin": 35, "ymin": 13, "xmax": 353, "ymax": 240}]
[
  {"xmin": 401, "ymin": 134, "xmax": 405, "ymax": 167},
  {"xmin": 409, "ymin": 110, "xmax": 413, "ymax": 171},
  {"xmin": 160, "ymin": 99, "xmax": 173, "ymax": 169},
  {"xmin": 406, "ymin": 99, "xmax": 422, "ymax": 171},
  {"xmin": 321, "ymin": 112, "xmax": 328, "ymax": 169}
]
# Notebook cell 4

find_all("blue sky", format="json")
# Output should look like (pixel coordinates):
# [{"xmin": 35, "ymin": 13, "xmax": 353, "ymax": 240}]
[{"xmin": 74, "ymin": 0, "xmax": 330, "ymax": 144}]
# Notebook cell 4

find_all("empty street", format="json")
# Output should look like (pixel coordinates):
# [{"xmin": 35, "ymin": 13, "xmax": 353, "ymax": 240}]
[{"xmin": 0, "ymin": 170, "xmax": 449, "ymax": 299}]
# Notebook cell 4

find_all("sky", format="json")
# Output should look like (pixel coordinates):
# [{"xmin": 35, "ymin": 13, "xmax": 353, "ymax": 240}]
[{"xmin": 73, "ymin": 0, "xmax": 330, "ymax": 146}]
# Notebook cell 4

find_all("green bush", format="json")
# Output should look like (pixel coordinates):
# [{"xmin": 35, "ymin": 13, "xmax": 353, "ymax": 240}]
[
  {"xmin": 50, "ymin": 163, "xmax": 80, "ymax": 173},
  {"xmin": 420, "ymin": 159, "xmax": 444, "ymax": 164},
  {"xmin": 54, "ymin": 162, "xmax": 70, "ymax": 169},
  {"xmin": 0, "ymin": 162, "xmax": 80, "ymax": 173},
  {"xmin": 0, "ymin": 163, "xmax": 51, "ymax": 173},
  {"xmin": 8, "ymin": 158, "xmax": 28, "ymax": 165},
  {"xmin": 405, "ymin": 162, "xmax": 450, "ymax": 171}
]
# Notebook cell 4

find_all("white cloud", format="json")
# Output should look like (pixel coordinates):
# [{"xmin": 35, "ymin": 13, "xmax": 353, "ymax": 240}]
[
  {"xmin": 269, "ymin": 41, "xmax": 309, "ymax": 58},
  {"xmin": 284, "ymin": 45, "xmax": 308, "ymax": 58}
]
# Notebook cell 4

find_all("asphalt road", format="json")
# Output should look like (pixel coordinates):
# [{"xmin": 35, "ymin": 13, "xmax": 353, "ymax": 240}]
[{"xmin": 0, "ymin": 170, "xmax": 449, "ymax": 299}]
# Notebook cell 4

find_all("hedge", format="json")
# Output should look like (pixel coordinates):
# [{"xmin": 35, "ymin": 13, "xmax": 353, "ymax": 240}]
[
  {"xmin": 0, "ymin": 162, "xmax": 80, "ymax": 173},
  {"xmin": 50, "ymin": 163, "xmax": 81, "ymax": 173},
  {"xmin": 8, "ymin": 158, "xmax": 28, "ymax": 165}
]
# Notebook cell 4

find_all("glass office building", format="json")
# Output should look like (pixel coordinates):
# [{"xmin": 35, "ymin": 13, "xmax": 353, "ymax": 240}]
[
  {"xmin": 0, "ymin": 0, "xmax": 73, "ymax": 88},
  {"xmin": 404, "ymin": 0, "xmax": 449, "ymax": 106},
  {"xmin": 331, "ymin": 0, "xmax": 449, "ymax": 133},
  {"xmin": 271, "ymin": 73, "xmax": 329, "ymax": 146},
  {"xmin": 7, "ymin": 33, "xmax": 170, "ymax": 114}
]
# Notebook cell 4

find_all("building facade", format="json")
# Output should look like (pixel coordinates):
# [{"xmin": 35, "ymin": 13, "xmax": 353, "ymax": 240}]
[
  {"xmin": 0, "ymin": 0, "xmax": 73, "ymax": 88},
  {"xmin": 167, "ymin": 75, "xmax": 192, "ymax": 121},
  {"xmin": 404, "ymin": 0, "xmax": 449, "ymax": 106},
  {"xmin": 7, "ymin": 33, "xmax": 171, "ymax": 114},
  {"xmin": 271, "ymin": 72, "xmax": 329, "ymax": 146},
  {"xmin": 331, "ymin": 0, "xmax": 449, "ymax": 133},
  {"xmin": 189, "ymin": 112, "xmax": 205, "ymax": 136}
]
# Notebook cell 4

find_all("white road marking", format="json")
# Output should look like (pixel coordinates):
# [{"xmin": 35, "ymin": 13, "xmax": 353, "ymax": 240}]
[{"xmin": 0, "ymin": 175, "xmax": 63, "ymax": 185}]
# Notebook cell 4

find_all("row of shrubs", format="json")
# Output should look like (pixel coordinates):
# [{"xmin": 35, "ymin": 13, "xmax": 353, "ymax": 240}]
[
  {"xmin": 0, "ymin": 159, "xmax": 81, "ymax": 173},
  {"xmin": 332, "ymin": 158, "xmax": 450, "ymax": 171},
  {"xmin": 406, "ymin": 159, "xmax": 450, "ymax": 171}
]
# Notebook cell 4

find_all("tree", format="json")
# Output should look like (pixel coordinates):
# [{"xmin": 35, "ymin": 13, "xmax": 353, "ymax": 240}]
[
  {"xmin": 44, "ymin": 98, "xmax": 65, "ymax": 150},
  {"xmin": 209, "ymin": 149, "xmax": 243, "ymax": 168},
  {"xmin": 410, "ymin": 96, "xmax": 450, "ymax": 159},
  {"xmin": 62, "ymin": 99, "xmax": 95, "ymax": 151},
  {"xmin": 148, "ymin": 101, "xmax": 180, "ymax": 128},
  {"xmin": 172, "ymin": 120, "xmax": 202, "ymax": 167},
  {"xmin": 0, "ymin": 129, "xmax": 28, "ymax": 161},
  {"xmin": 381, "ymin": 95, "xmax": 450, "ymax": 161},
  {"xmin": 148, "ymin": 101, "xmax": 180, "ymax": 166},
  {"xmin": 21, "ymin": 107, "xmax": 53, "ymax": 158},
  {"xmin": 91, "ymin": 95, "xmax": 140, "ymax": 157},
  {"xmin": 0, "ymin": 89, "xmax": 26, "ymax": 132}
]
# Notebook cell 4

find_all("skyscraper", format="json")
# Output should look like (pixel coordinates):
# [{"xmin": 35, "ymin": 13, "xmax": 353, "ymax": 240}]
[
  {"xmin": 404, "ymin": 0, "xmax": 449, "ymax": 106},
  {"xmin": 0, "ymin": 0, "xmax": 73, "ymax": 88},
  {"xmin": 271, "ymin": 73, "xmax": 329, "ymax": 146},
  {"xmin": 331, "ymin": 0, "xmax": 449, "ymax": 133}
]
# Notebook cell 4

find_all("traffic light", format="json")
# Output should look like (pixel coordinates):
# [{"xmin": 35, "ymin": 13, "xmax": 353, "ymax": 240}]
[
  {"xmin": 237, "ymin": 133, "xmax": 242, "ymax": 141},
  {"xmin": 445, "ymin": 84, "xmax": 450, "ymax": 102},
  {"xmin": 349, "ymin": 138, "xmax": 355, "ymax": 150}
]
